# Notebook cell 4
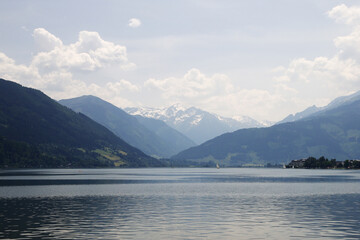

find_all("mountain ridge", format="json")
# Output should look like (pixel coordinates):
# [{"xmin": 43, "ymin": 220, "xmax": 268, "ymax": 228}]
[
  {"xmin": 125, "ymin": 104, "xmax": 266, "ymax": 144},
  {"xmin": 0, "ymin": 78, "xmax": 163, "ymax": 168},
  {"xmin": 277, "ymin": 90, "xmax": 360, "ymax": 124},
  {"xmin": 172, "ymin": 97, "xmax": 360, "ymax": 166},
  {"xmin": 59, "ymin": 96, "xmax": 195, "ymax": 158}
]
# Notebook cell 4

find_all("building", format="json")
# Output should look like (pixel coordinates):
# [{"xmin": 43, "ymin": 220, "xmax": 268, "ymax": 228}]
[{"xmin": 287, "ymin": 158, "xmax": 307, "ymax": 168}]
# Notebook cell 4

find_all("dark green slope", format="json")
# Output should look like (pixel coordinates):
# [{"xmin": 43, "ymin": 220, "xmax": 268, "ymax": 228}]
[
  {"xmin": 172, "ymin": 100, "xmax": 360, "ymax": 166},
  {"xmin": 0, "ymin": 78, "xmax": 163, "ymax": 168},
  {"xmin": 59, "ymin": 95, "xmax": 195, "ymax": 157}
]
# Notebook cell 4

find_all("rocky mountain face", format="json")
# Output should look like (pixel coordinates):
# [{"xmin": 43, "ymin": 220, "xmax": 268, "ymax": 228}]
[
  {"xmin": 172, "ymin": 97, "xmax": 360, "ymax": 166},
  {"xmin": 60, "ymin": 96, "xmax": 195, "ymax": 158},
  {"xmin": 125, "ymin": 104, "xmax": 267, "ymax": 144}
]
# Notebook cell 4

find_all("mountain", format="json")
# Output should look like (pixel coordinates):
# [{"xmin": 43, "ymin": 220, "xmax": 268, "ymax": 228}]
[
  {"xmin": 133, "ymin": 114, "xmax": 197, "ymax": 153},
  {"xmin": 172, "ymin": 98, "xmax": 360, "ymax": 166},
  {"xmin": 125, "ymin": 104, "xmax": 266, "ymax": 144},
  {"xmin": 278, "ymin": 90, "xmax": 360, "ymax": 124},
  {"xmin": 0, "ymin": 78, "xmax": 163, "ymax": 168},
  {"xmin": 277, "ymin": 105, "xmax": 320, "ymax": 124},
  {"xmin": 326, "ymin": 90, "xmax": 360, "ymax": 110},
  {"xmin": 59, "ymin": 96, "xmax": 195, "ymax": 158}
]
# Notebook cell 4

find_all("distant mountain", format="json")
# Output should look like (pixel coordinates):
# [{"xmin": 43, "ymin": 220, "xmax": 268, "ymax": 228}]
[
  {"xmin": 172, "ymin": 98, "xmax": 360, "ymax": 166},
  {"xmin": 277, "ymin": 105, "xmax": 321, "ymax": 124},
  {"xmin": 0, "ymin": 79, "xmax": 163, "ymax": 168},
  {"xmin": 258, "ymin": 120, "xmax": 276, "ymax": 127},
  {"xmin": 59, "ymin": 96, "xmax": 195, "ymax": 158},
  {"xmin": 133, "ymin": 114, "xmax": 197, "ymax": 154},
  {"xmin": 326, "ymin": 90, "xmax": 360, "ymax": 110},
  {"xmin": 278, "ymin": 90, "xmax": 360, "ymax": 124},
  {"xmin": 125, "ymin": 104, "xmax": 266, "ymax": 144}
]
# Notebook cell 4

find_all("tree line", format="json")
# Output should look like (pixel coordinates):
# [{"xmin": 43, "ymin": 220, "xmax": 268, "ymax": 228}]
[{"xmin": 287, "ymin": 156, "xmax": 360, "ymax": 169}]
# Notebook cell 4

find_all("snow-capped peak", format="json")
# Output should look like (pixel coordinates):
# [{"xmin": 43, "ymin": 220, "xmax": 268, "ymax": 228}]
[
  {"xmin": 168, "ymin": 103, "xmax": 187, "ymax": 112},
  {"xmin": 125, "ymin": 104, "xmax": 268, "ymax": 144},
  {"xmin": 232, "ymin": 115, "xmax": 245, "ymax": 122}
]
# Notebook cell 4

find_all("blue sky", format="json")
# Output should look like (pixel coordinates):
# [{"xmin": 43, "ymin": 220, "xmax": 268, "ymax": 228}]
[{"xmin": 1, "ymin": 0, "xmax": 360, "ymax": 121}]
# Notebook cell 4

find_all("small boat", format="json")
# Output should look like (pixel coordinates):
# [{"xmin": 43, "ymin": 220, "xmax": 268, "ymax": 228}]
[{"xmin": 216, "ymin": 163, "xmax": 220, "ymax": 169}]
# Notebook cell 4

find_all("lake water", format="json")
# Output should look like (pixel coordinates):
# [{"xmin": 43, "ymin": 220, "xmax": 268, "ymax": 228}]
[{"xmin": 1, "ymin": 168, "xmax": 360, "ymax": 239}]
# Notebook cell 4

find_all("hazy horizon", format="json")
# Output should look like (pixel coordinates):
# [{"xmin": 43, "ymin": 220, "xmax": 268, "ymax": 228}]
[{"xmin": 1, "ymin": 0, "xmax": 360, "ymax": 122}]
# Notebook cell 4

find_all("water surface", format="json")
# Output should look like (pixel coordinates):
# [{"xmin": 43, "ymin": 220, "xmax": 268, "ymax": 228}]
[{"xmin": 1, "ymin": 168, "xmax": 360, "ymax": 239}]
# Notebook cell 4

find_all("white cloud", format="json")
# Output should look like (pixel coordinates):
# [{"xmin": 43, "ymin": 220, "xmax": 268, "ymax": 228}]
[
  {"xmin": 143, "ymin": 68, "xmax": 289, "ymax": 120},
  {"xmin": 141, "ymin": 7, "xmax": 360, "ymax": 121},
  {"xmin": 144, "ymin": 68, "xmax": 233, "ymax": 99},
  {"xmin": 328, "ymin": 4, "xmax": 360, "ymax": 25},
  {"xmin": 106, "ymin": 80, "xmax": 139, "ymax": 93},
  {"xmin": 33, "ymin": 28, "xmax": 63, "ymax": 52},
  {"xmin": 334, "ymin": 27, "xmax": 360, "ymax": 60},
  {"xmin": 0, "ymin": 52, "xmax": 40, "ymax": 86},
  {"xmin": 272, "ymin": 4, "xmax": 360, "ymax": 112},
  {"xmin": 0, "ymin": 28, "xmax": 137, "ymax": 104},
  {"xmin": 193, "ymin": 87, "xmax": 299, "ymax": 122},
  {"xmin": 129, "ymin": 18, "xmax": 141, "ymax": 28},
  {"xmin": 5, "ymin": 4, "xmax": 360, "ymax": 122},
  {"xmin": 31, "ymin": 29, "xmax": 134, "ymax": 73},
  {"xmin": 276, "ymin": 56, "xmax": 360, "ymax": 84}
]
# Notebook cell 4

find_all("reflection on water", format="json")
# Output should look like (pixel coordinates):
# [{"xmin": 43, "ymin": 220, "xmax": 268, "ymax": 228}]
[{"xmin": 1, "ymin": 168, "xmax": 360, "ymax": 239}]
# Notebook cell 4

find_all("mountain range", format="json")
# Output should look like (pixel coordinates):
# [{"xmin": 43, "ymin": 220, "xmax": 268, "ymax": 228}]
[
  {"xmin": 59, "ymin": 96, "xmax": 195, "ymax": 158},
  {"xmin": 172, "ymin": 91, "xmax": 360, "ymax": 166},
  {"xmin": 125, "ymin": 104, "xmax": 267, "ymax": 144},
  {"xmin": 0, "ymin": 78, "xmax": 163, "ymax": 168},
  {"xmin": 2, "ymin": 77, "xmax": 360, "ymax": 168},
  {"xmin": 277, "ymin": 90, "xmax": 360, "ymax": 124}
]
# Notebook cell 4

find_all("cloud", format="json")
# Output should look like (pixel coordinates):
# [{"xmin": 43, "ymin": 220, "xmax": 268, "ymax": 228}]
[
  {"xmin": 0, "ymin": 28, "xmax": 137, "ymax": 103},
  {"xmin": 328, "ymin": 4, "xmax": 360, "ymax": 25},
  {"xmin": 142, "ymin": 5, "xmax": 360, "ymax": 120},
  {"xmin": 106, "ymin": 80, "xmax": 139, "ymax": 93},
  {"xmin": 0, "ymin": 52, "xmax": 40, "ymax": 86},
  {"xmin": 275, "ymin": 56, "xmax": 360, "ymax": 84},
  {"xmin": 143, "ymin": 68, "xmax": 290, "ymax": 120},
  {"xmin": 144, "ymin": 68, "xmax": 233, "ymax": 100},
  {"xmin": 5, "ymin": 4, "xmax": 360, "ymax": 122},
  {"xmin": 129, "ymin": 18, "xmax": 141, "ymax": 28},
  {"xmin": 334, "ymin": 27, "xmax": 360, "ymax": 60},
  {"xmin": 33, "ymin": 28, "xmax": 63, "ymax": 52},
  {"xmin": 31, "ymin": 28, "xmax": 135, "ymax": 73},
  {"xmin": 202, "ymin": 89, "xmax": 285, "ymax": 121},
  {"xmin": 328, "ymin": 4, "xmax": 360, "ymax": 60},
  {"xmin": 272, "ymin": 4, "xmax": 360, "ymax": 110}
]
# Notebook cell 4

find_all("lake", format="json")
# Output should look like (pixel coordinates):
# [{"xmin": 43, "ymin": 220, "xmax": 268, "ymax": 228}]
[{"xmin": 1, "ymin": 168, "xmax": 360, "ymax": 239}]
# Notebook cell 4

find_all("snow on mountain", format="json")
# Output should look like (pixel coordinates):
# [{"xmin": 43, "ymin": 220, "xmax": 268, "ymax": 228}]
[
  {"xmin": 125, "ymin": 104, "xmax": 267, "ymax": 144},
  {"xmin": 258, "ymin": 120, "xmax": 276, "ymax": 127}
]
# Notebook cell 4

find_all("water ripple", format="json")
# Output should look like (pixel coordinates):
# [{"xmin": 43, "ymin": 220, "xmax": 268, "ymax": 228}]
[{"xmin": 1, "ymin": 168, "xmax": 360, "ymax": 239}]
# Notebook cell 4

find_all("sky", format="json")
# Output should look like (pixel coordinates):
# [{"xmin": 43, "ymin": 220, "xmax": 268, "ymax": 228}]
[{"xmin": 1, "ymin": 0, "xmax": 360, "ymax": 122}]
